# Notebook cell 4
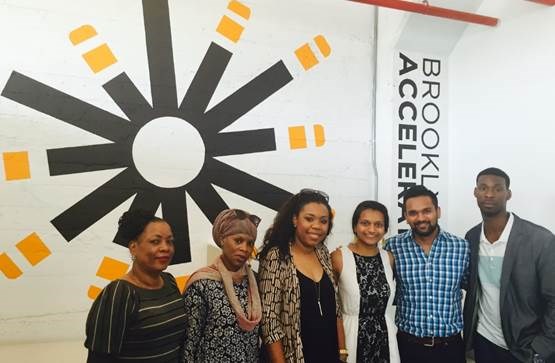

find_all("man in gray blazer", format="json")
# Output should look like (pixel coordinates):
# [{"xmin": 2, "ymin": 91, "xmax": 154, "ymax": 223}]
[{"xmin": 463, "ymin": 167, "xmax": 555, "ymax": 363}]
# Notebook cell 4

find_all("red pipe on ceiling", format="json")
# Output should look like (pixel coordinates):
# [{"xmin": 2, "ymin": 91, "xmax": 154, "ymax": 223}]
[
  {"xmin": 527, "ymin": 0, "xmax": 555, "ymax": 5},
  {"xmin": 349, "ymin": 0, "xmax": 499, "ymax": 27}
]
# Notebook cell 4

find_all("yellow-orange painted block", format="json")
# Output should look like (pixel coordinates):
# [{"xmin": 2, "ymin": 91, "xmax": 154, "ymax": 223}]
[
  {"xmin": 295, "ymin": 43, "xmax": 319, "ymax": 71},
  {"xmin": 16, "ymin": 233, "xmax": 51, "ymax": 266},
  {"xmin": 88, "ymin": 285, "xmax": 102, "ymax": 300},
  {"xmin": 313, "ymin": 124, "xmax": 326, "ymax": 147},
  {"xmin": 82, "ymin": 43, "xmax": 117, "ymax": 73},
  {"xmin": 175, "ymin": 275, "xmax": 190, "ymax": 294},
  {"xmin": 288, "ymin": 126, "xmax": 308, "ymax": 149},
  {"xmin": 3, "ymin": 151, "xmax": 31, "ymax": 181},
  {"xmin": 69, "ymin": 25, "xmax": 97, "ymax": 45},
  {"xmin": 216, "ymin": 15, "xmax": 244, "ymax": 43},
  {"xmin": 314, "ymin": 35, "xmax": 331, "ymax": 58},
  {"xmin": 96, "ymin": 256, "xmax": 129, "ymax": 281},
  {"xmin": 228, "ymin": 0, "xmax": 251, "ymax": 20},
  {"xmin": 0, "ymin": 253, "xmax": 23, "ymax": 279}
]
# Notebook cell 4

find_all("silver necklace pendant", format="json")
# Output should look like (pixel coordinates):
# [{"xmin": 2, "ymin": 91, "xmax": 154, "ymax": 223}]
[{"xmin": 316, "ymin": 281, "xmax": 323, "ymax": 316}]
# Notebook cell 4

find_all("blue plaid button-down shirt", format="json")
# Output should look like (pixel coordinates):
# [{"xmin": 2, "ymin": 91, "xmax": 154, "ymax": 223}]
[{"xmin": 385, "ymin": 228, "xmax": 470, "ymax": 337}]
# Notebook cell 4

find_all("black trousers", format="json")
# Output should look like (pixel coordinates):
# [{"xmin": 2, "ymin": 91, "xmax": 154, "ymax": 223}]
[
  {"xmin": 473, "ymin": 333, "xmax": 520, "ymax": 363},
  {"xmin": 397, "ymin": 331, "xmax": 465, "ymax": 363}
]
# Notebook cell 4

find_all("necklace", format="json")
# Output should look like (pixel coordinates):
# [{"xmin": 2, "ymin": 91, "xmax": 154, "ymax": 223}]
[{"xmin": 315, "ymin": 280, "xmax": 323, "ymax": 316}]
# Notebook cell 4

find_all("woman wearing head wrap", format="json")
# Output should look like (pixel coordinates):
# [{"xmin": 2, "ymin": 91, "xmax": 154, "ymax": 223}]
[{"xmin": 182, "ymin": 208, "xmax": 262, "ymax": 363}]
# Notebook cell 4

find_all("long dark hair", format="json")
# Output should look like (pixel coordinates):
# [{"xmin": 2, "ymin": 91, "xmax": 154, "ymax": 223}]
[{"xmin": 258, "ymin": 189, "xmax": 333, "ymax": 261}]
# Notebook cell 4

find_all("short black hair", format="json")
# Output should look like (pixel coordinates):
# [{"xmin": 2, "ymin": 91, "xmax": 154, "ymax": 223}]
[
  {"xmin": 476, "ymin": 167, "xmax": 510, "ymax": 188},
  {"xmin": 402, "ymin": 185, "xmax": 438, "ymax": 212},
  {"xmin": 351, "ymin": 200, "xmax": 389, "ymax": 232},
  {"xmin": 117, "ymin": 209, "xmax": 164, "ymax": 245}
]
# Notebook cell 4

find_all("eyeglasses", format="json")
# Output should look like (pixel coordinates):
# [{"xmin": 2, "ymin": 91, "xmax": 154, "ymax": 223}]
[
  {"xmin": 299, "ymin": 188, "xmax": 329, "ymax": 202},
  {"xmin": 232, "ymin": 209, "xmax": 261, "ymax": 227}
]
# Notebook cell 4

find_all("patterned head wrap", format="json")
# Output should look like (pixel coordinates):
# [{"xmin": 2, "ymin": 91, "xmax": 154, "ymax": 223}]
[{"xmin": 212, "ymin": 209, "xmax": 260, "ymax": 247}]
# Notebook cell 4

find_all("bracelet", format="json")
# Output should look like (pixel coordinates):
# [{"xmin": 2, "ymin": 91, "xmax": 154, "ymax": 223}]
[{"xmin": 339, "ymin": 348, "xmax": 348, "ymax": 355}]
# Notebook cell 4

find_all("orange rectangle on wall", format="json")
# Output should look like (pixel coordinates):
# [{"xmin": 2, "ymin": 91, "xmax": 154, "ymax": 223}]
[
  {"xmin": 16, "ymin": 232, "xmax": 51, "ymax": 266},
  {"xmin": 96, "ymin": 256, "xmax": 129, "ymax": 281},
  {"xmin": 3, "ymin": 151, "xmax": 31, "ymax": 180},
  {"xmin": 288, "ymin": 126, "xmax": 308, "ymax": 149},
  {"xmin": 82, "ymin": 44, "xmax": 117, "ymax": 73}
]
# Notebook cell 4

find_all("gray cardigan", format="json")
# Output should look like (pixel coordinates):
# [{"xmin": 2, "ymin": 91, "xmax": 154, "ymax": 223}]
[{"xmin": 463, "ymin": 214, "xmax": 555, "ymax": 363}]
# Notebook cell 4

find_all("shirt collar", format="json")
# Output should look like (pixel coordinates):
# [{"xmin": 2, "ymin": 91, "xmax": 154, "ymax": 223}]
[{"xmin": 480, "ymin": 212, "xmax": 514, "ymax": 244}]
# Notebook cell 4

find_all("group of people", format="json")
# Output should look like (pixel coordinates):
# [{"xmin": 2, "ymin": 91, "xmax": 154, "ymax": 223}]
[{"xmin": 84, "ymin": 167, "xmax": 555, "ymax": 363}]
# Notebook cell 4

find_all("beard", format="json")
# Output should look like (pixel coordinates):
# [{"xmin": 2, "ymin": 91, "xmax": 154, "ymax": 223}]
[
  {"xmin": 412, "ymin": 221, "xmax": 438, "ymax": 237},
  {"xmin": 479, "ymin": 204, "xmax": 505, "ymax": 218}
]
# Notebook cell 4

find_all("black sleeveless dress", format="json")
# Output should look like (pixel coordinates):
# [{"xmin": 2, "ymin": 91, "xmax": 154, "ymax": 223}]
[
  {"xmin": 354, "ymin": 252, "xmax": 390, "ymax": 363},
  {"xmin": 297, "ymin": 269, "xmax": 339, "ymax": 363}
]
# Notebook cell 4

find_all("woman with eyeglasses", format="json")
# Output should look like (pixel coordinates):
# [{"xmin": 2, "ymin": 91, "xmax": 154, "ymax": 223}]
[
  {"xmin": 331, "ymin": 201, "xmax": 399, "ymax": 363},
  {"xmin": 182, "ymin": 209, "xmax": 262, "ymax": 362},
  {"xmin": 258, "ymin": 189, "xmax": 346, "ymax": 363}
]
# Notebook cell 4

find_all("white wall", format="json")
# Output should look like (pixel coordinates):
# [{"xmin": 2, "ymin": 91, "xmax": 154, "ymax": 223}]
[
  {"xmin": 447, "ymin": 0, "xmax": 555, "ymax": 236},
  {"xmin": 2, "ymin": 0, "xmax": 555, "ymax": 361},
  {"xmin": 0, "ymin": 0, "xmax": 376, "ymax": 356}
]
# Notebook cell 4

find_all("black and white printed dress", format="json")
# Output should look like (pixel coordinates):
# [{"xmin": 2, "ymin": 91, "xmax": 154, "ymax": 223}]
[
  {"xmin": 182, "ymin": 278, "xmax": 259, "ymax": 363},
  {"xmin": 337, "ymin": 246, "xmax": 399, "ymax": 363},
  {"xmin": 354, "ymin": 252, "xmax": 390, "ymax": 362}
]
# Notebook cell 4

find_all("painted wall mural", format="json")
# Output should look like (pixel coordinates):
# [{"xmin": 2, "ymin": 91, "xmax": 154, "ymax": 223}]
[{"xmin": 0, "ymin": 0, "xmax": 375, "ymax": 342}]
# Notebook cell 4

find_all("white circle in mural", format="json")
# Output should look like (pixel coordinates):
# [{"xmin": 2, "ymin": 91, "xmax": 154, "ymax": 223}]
[{"xmin": 132, "ymin": 117, "xmax": 205, "ymax": 188}]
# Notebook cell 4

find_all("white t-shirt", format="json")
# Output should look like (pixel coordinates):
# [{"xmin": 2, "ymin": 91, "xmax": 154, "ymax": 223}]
[{"xmin": 476, "ymin": 212, "xmax": 514, "ymax": 349}]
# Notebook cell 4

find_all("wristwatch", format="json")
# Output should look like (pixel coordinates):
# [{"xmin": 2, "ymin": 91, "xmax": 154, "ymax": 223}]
[{"xmin": 339, "ymin": 349, "xmax": 348, "ymax": 363}]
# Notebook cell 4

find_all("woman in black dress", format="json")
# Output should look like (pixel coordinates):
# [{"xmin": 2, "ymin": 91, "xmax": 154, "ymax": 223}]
[
  {"xmin": 258, "ymin": 189, "xmax": 347, "ymax": 362},
  {"xmin": 84, "ymin": 209, "xmax": 186, "ymax": 363}
]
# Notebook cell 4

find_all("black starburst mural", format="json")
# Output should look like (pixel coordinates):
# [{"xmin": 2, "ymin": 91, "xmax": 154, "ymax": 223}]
[{"xmin": 0, "ymin": 1, "xmax": 307, "ymax": 264}]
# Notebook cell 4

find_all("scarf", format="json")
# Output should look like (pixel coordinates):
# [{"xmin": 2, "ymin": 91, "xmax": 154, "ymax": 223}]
[{"xmin": 185, "ymin": 255, "xmax": 261, "ymax": 332}]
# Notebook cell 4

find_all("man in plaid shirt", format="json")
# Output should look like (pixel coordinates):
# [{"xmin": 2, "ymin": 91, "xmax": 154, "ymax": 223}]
[{"xmin": 385, "ymin": 185, "xmax": 469, "ymax": 363}]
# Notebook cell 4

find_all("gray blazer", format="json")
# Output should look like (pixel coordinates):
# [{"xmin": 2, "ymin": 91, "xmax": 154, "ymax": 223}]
[{"xmin": 463, "ymin": 214, "xmax": 555, "ymax": 363}]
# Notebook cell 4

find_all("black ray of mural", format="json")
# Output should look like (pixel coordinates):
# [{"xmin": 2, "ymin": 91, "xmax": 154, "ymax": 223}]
[
  {"xmin": 194, "ymin": 61, "xmax": 293, "ymax": 135},
  {"xmin": 186, "ymin": 175, "xmax": 229, "ymax": 223},
  {"xmin": 47, "ymin": 143, "xmax": 131, "ymax": 175},
  {"xmin": 103, "ymin": 72, "xmax": 154, "ymax": 125},
  {"xmin": 207, "ymin": 129, "xmax": 276, "ymax": 157},
  {"xmin": 143, "ymin": 0, "xmax": 177, "ymax": 114},
  {"xmin": 180, "ymin": 42, "xmax": 232, "ymax": 120},
  {"xmin": 1, "ymin": 72, "xmax": 136, "ymax": 143},
  {"xmin": 205, "ymin": 158, "xmax": 292, "ymax": 211},
  {"xmin": 0, "ymin": 1, "xmax": 299, "ymax": 265},
  {"xmin": 160, "ymin": 188, "xmax": 190, "ymax": 262},
  {"xmin": 51, "ymin": 168, "xmax": 145, "ymax": 241}
]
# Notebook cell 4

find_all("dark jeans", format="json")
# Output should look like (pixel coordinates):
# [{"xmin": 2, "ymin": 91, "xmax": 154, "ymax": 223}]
[
  {"xmin": 473, "ymin": 333, "xmax": 520, "ymax": 363},
  {"xmin": 397, "ymin": 331, "xmax": 465, "ymax": 363}
]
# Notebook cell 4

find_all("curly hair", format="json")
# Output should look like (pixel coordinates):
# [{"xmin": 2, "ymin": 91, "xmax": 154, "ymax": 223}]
[{"xmin": 258, "ymin": 189, "xmax": 333, "ymax": 261}]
